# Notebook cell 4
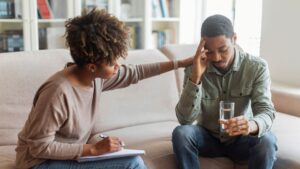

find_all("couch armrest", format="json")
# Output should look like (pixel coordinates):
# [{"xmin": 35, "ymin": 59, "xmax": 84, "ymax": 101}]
[{"xmin": 271, "ymin": 83, "xmax": 300, "ymax": 117}]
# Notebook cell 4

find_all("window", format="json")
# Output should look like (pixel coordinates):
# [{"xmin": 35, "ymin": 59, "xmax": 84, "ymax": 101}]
[{"xmin": 204, "ymin": 0, "xmax": 262, "ymax": 56}]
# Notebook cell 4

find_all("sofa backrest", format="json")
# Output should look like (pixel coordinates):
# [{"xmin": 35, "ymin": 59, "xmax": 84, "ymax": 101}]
[
  {"xmin": 160, "ymin": 44, "xmax": 198, "ymax": 94},
  {"xmin": 0, "ymin": 49, "xmax": 72, "ymax": 145},
  {"xmin": 271, "ymin": 83, "xmax": 300, "ymax": 117},
  {"xmin": 92, "ymin": 49, "xmax": 178, "ymax": 133},
  {"xmin": 0, "ymin": 49, "xmax": 179, "ymax": 145}
]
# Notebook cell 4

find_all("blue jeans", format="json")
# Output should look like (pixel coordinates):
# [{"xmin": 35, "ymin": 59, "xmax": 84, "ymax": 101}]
[
  {"xmin": 32, "ymin": 156, "xmax": 147, "ymax": 169},
  {"xmin": 172, "ymin": 125, "xmax": 277, "ymax": 169}
]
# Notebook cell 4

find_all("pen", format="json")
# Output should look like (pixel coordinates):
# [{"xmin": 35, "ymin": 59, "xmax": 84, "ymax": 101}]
[
  {"xmin": 99, "ymin": 134, "xmax": 126, "ymax": 147},
  {"xmin": 99, "ymin": 134, "xmax": 108, "ymax": 139}
]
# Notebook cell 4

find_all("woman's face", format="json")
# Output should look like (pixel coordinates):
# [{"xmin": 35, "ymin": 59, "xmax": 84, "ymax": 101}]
[{"xmin": 96, "ymin": 60, "xmax": 120, "ymax": 79}]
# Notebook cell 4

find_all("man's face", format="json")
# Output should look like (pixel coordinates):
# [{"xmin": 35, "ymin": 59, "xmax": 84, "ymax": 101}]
[{"xmin": 203, "ymin": 35, "xmax": 236, "ymax": 70}]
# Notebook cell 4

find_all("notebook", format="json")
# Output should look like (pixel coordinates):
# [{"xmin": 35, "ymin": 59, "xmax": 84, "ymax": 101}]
[{"xmin": 77, "ymin": 148, "xmax": 145, "ymax": 162}]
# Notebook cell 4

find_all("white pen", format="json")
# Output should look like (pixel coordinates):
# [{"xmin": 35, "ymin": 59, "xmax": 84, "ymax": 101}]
[
  {"xmin": 99, "ymin": 134, "xmax": 126, "ymax": 147},
  {"xmin": 99, "ymin": 134, "xmax": 108, "ymax": 139}
]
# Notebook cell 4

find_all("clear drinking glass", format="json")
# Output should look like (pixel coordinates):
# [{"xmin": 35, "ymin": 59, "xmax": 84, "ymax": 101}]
[{"xmin": 219, "ymin": 101, "xmax": 235, "ymax": 130}]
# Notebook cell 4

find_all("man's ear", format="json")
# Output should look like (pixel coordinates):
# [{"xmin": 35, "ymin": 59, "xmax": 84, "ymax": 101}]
[{"xmin": 232, "ymin": 33, "xmax": 237, "ymax": 45}]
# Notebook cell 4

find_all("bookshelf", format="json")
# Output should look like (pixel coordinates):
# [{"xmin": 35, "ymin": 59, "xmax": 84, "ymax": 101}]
[
  {"xmin": 0, "ymin": 0, "xmax": 27, "ymax": 52},
  {"xmin": 0, "ymin": 0, "xmax": 185, "ymax": 53},
  {"xmin": 149, "ymin": 0, "xmax": 181, "ymax": 49}
]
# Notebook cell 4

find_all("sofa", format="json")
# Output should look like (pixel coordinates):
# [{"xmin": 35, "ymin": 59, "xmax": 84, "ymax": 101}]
[{"xmin": 0, "ymin": 46, "xmax": 300, "ymax": 169}]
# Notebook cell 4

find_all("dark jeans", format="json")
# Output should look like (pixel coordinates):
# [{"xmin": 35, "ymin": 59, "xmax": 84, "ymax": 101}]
[{"xmin": 172, "ymin": 125, "xmax": 277, "ymax": 169}]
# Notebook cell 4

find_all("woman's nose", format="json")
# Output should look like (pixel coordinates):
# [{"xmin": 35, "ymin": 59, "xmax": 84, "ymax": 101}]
[{"xmin": 113, "ymin": 63, "xmax": 120, "ymax": 74}]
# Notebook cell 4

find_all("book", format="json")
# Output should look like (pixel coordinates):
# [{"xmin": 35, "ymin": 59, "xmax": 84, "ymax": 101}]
[
  {"xmin": 14, "ymin": 0, "xmax": 22, "ymax": 18},
  {"xmin": 152, "ymin": 0, "xmax": 162, "ymax": 18},
  {"xmin": 159, "ymin": 0, "xmax": 169, "ymax": 17},
  {"xmin": 38, "ymin": 28, "xmax": 47, "ymax": 49},
  {"xmin": 128, "ymin": 24, "xmax": 141, "ymax": 49},
  {"xmin": 85, "ymin": 0, "xmax": 108, "ymax": 11},
  {"xmin": 77, "ymin": 148, "xmax": 145, "ymax": 163},
  {"xmin": 37, "ymin": 0, "xmax": 53, "ymax": 19},
  {"xmin": 0, "ymin": 0, "xmax": 15, "ymax": 19},
  {"xmin": 0, "ymin": 30, "xmax": 23, "ymax": 52}
]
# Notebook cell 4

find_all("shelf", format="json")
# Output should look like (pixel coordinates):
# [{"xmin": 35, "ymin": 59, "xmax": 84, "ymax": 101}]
[
  {"xmin": 151, "ymin": 17, "xmax": 180, "ymax": 22},
  {"xmin": 0, "ymin": 19, "xmax": 24, "ymax": 23},
  {"xmin": 121, "ymin": 18, "xmax": 143, "ymax": 22},
  {"xmin": 38, "ymin": 19, "xmax": 67, "ymax": 23},
  {"xmin": 1, "ymin": 0, "xmax": 184, "ymax": 52}
]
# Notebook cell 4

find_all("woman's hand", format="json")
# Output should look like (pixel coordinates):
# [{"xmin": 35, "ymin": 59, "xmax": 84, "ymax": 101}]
[
  {"xmin": 82, "ymin": 136, "xmax": 123, "ymax": 156},
  {"xmin": 189, "ymin": 39, "xmax": 209, "ymax": 84},
  {"xmin": 178, "ymin": 56, "xmax": 194, "ymax": 68},
  {"xmin": 219, "ymin": 115, "xmax": 258, "ymax": 136}
]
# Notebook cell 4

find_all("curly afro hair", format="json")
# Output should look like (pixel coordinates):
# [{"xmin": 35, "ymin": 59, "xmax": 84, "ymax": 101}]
[{"xmin": 65, "ymin": 8, "xmax": 129, "ymax": 67}]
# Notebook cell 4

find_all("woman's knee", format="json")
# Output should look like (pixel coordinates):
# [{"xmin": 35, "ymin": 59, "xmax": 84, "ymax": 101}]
[{"xmin": 128, "ymin": 156, "xmax": 147, "ymax": 169}]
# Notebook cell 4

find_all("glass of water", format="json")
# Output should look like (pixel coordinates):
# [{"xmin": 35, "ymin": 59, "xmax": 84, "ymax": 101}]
[{"xmin": 219, "ymin": 101, "xmax": 235, "ymax": 130}]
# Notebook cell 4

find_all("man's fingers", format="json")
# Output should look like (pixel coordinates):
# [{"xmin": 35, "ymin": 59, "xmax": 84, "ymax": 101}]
[
  {"xmin": 195, "ymin": 39, "xmax": 206, "ymax": 56},
  {"xmin": 199, "ymin": 39, "xmax": 206, "ymax": 49}
]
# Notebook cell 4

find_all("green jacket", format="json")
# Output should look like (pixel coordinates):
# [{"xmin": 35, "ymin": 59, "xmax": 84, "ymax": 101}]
[{"xmin": 176, "ymin": 47, "xmax": 275, "ymax": 143}]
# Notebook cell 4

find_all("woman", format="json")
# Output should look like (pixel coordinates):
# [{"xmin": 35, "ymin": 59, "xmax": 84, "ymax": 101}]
[{"xmin": 15, "ymin": 9, "xmax": 193, "ymax": 169}]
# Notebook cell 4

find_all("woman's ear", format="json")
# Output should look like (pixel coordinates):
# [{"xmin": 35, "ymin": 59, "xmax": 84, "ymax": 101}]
[{"xmin": 86, "ymin": 63, "xmax": 97, "ymax": 73}]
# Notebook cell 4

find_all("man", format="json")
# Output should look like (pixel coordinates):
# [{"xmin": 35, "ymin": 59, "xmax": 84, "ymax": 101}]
[{"xmin": 172, "ymin": 14, "xmax": 277, "ymax": 169}]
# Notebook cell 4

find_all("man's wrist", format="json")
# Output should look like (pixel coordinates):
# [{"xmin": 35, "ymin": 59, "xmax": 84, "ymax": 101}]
[
  {"xmin": 189, "ymin": 75, "xmax": 201, "ymax": 85},
  {"xmin": 249, "ymin": 120, "xmax": 259, "ymax": 135}
]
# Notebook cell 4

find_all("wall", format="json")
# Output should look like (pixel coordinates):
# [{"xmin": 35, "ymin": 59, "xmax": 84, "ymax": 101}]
[{"xmin": 260, "ymin": 0, "xmax": 300, "ymax": 87}]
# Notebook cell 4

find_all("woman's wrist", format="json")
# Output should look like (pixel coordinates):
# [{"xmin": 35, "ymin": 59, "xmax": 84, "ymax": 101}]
[
  {"xmin": 173, "ymin": 60, "xmax": 179, "ymax": 69},
  {"xmin": 82, "ymin": 144, "xmax": 95, "ymax": 156}
]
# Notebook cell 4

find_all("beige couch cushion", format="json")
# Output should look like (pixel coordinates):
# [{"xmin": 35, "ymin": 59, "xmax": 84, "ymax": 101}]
[
  {"xmin": 0, "ymin": 146, "xmax": 16, "ymax": 169},
  {"xmin": 272, "ymin": 112, "xmax": 300, "ymax": 169},
  {"xmin": 92, "ymin": 49, "xmax": 179, "ymax": 133}
]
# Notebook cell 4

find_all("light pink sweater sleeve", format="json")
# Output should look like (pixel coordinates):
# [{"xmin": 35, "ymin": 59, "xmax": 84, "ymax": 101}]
[{"xmin": 102, "ymin": 63, "xmax": 161, "ymax": 91}]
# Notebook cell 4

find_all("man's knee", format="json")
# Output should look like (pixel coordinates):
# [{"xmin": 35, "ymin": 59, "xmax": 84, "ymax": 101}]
[
  {"xmin": 253, "ymin": 132, "xmax": 277, "ymax": 157},
  {"xmin": 172, "ymin": 125, "xmax": 193, "ymax": 143}
]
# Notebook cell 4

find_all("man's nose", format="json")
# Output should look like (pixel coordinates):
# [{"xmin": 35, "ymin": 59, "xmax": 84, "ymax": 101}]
[{"xmin": 210, "ymin": 52, "xmax": 222, "ymax": 62}]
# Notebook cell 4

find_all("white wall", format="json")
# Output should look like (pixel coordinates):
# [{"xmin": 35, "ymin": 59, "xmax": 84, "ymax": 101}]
[
  {"xmin": 179, "ymin": 0, "xmax": 200, "ymax": 44},
  {"xmin": 260, "ymin": 0, "xmax": 300, "ymax": 87}
]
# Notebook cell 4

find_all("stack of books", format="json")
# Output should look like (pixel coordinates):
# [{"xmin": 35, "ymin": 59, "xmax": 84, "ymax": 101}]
[{"xmin": 0, "ymin": 30, "xmax": 23, "ymax": 52}]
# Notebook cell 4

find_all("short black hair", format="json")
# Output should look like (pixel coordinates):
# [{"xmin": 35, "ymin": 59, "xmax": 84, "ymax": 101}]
[{"xmin": 201, "ymin": 14, "xmax": 234, "ymax": 38}]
